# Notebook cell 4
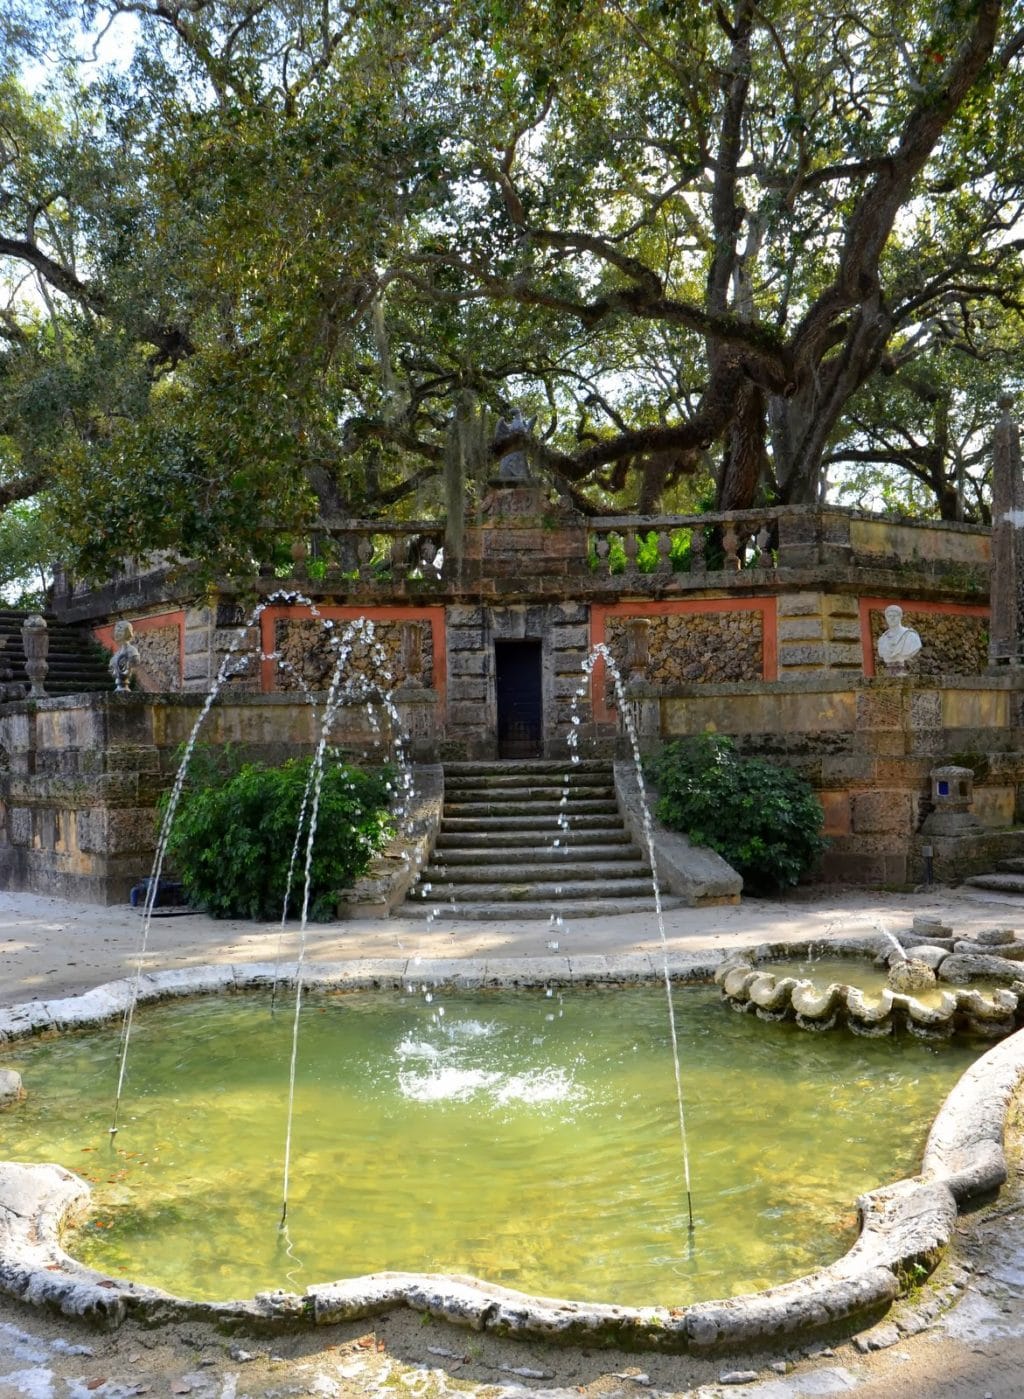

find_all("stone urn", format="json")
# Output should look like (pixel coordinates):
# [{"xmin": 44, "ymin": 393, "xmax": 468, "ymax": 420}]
[{"xmin": 21, "ymin": 614, "xmax": 49, "ymax": 697}]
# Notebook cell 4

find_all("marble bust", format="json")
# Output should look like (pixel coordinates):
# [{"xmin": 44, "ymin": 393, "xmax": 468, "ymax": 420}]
[{"xmin": 877, "ymin": 604, "xmax": 922, "ymax": 673}]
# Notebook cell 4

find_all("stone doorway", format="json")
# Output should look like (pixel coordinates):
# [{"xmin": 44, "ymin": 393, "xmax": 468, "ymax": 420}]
[{"xmin": 495, "ymin": 640, "xmax": 543, "ymax": 757}]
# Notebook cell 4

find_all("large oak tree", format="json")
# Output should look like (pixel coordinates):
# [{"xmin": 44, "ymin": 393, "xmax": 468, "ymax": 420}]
[{"xmin": 2, "ymin": 0, "xmax": 1023, "ymax": 578}]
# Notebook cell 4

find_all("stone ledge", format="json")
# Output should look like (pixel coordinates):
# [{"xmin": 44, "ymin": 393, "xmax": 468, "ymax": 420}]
[{"xmin": 613, "ymin": 762, "xmax": 742, "ymax": 905}]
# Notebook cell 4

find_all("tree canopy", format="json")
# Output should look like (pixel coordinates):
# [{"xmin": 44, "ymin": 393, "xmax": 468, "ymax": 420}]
[{"xmin": 2, "ymin": 0, "xmax": 1023, "ymax": 580}]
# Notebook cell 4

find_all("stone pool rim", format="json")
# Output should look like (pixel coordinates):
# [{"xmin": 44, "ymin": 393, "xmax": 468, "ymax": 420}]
[{"xmin": 1, "ymin": 941, "xmax": 1022, "ymax": 1354}]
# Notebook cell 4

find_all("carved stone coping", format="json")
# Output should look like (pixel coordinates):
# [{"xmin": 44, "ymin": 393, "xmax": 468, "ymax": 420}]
[
  {"xmin": 715, "ymin": 937, "xmax": 1024, "ymax": 1041},
  {"xmin": 1, "ymin": 951, "xmax": 1022, "ymax": 1352}
]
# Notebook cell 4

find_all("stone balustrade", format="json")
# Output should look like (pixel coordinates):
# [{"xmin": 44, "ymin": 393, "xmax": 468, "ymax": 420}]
[
  {"xmin": 277, "ymin": 520, "xmax": 448, "ymax": 585},
  {"xmin": 53, "ymin": 506, "xmax": 992, "ymax": 618},
  {"xmin": 587, "ymin": 509, "xmax": 778, "ymax": 576}
]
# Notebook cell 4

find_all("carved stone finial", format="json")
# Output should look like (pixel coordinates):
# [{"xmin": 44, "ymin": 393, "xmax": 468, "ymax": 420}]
[{"xmin": 110, "ymin": 619, "xmax": 141, "ymax": 692}]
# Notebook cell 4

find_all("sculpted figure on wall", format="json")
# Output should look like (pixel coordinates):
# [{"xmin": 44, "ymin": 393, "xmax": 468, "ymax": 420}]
[{"xmin": 876, "ymin": 604, "xmax": 922, "ymax": 673}]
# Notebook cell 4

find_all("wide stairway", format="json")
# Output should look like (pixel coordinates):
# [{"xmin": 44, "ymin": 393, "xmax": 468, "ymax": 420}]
[
  {"xmin": 0, "ymin": 609, "xmax": 114, "ymax": 695},
  {"xmin": 404, "ymin": 759, "xmax": 673, "ymax": 919}
]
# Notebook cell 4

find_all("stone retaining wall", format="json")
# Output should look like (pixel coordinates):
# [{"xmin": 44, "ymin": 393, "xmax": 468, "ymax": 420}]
[
  {"xmin": 656, "ymin": 673, "xmax": 1024, "ymax": 885},
  {"xmin": 0, "ymin": 693, "xmax": 412, "ymax": 903}
]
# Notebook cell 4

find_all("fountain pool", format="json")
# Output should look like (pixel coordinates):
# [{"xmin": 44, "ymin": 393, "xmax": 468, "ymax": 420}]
[{"xmin": 2, "ymin": 979, "xmax": 981, "ymax": 1309}]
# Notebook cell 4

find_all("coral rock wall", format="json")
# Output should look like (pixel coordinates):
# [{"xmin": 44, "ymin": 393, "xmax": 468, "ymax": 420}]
[
  {"xmin": 273, "ymin": 619, "xmax": 433, "ymax": 692},
  {"xmin": 606, "ymin": 610, "xmax": 763, "ymax": 685}
]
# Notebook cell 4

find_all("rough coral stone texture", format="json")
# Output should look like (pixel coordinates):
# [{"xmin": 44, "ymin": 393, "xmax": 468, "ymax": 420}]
[
  {"xmin": 605, "ymin": 610, "xmax": 763, "ymax": 686},
  {"xmin": 133, "ymin": 624, "xmax": 182, "ymax": 691},
  {"xmin": 868, "ymin": 609, "xmax": 988, "ymax": 677},
  {"xmin": 273, "ymin": 619, "xmax": 433, "ymax": 691}
]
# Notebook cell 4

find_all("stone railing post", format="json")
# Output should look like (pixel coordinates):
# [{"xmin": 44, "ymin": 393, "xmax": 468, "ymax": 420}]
[
  {"xmin": 21, "ymin": 614, "xmax": 49, "ymax": 697},
  {"xmin": 775, "ymin": 508, "xmax": 823, "ymax": 568}
]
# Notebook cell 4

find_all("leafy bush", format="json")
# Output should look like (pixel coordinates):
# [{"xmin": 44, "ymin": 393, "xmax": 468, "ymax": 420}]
[
  {"xmin": 162, "ymin": 754, "xmax": 394, "ymax": 920},
  {"xmin": 646, "ymin": 734, "xmax": 827, "ymax": 894}
]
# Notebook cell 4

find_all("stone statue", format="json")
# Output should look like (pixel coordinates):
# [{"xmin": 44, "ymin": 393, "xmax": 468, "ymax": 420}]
[
  {"xmin": 493, "ymin": 407, "xmax": 536, "ymax": 482},
  {"xmin": 109, "ymin": 619, "xmax": 141, "ymax": 692},
  {"xmin": 876, "ymin": 604, "xmax": 922, "ymax": 673}
]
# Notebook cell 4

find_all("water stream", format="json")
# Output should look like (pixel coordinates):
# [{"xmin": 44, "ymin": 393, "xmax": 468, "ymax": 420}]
[{"xmin": 569, "ymin": 643, "xmax": 694, "ymax": 1227}]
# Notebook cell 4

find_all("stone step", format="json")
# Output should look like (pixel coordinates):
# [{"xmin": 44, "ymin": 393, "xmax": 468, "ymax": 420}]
[
  {"xmin": 405, "ymin": 758, "xmax": 654, "ymax": 918},
  {"xmin": 0, "ymin": 609, "xmax": 114, "ymax": 694},
  {"xmin": 407, "ymin": 877, "xmax": 657, "ymax": 903},
  {"xmin": 445, "ymin": 779, "xmax": 614, "ymax": 799},
  {"xmin": 962, "ymin": 873, "xmax": 1024, "ymax": 896},
  {"xmin": 435, "ymin": 828, "xmax": 636, "ymax": 850},
  {"xmin": 443, "ymin": 759, "xmax": 612, "ymax": 777},
  {"xmin": 422, "ymin": 859, "xmax": 651, "ymax": 884},
  {"xmin": 433, "ymin": 841, "xmax": 643, "ymax": 862},
  {"xmin": 999, "ymin": 858, "xmax": 1024, "ymax": 874},
  {"xmin": 440, "ymin": 813, "xmax": 627, "ymax": 833},
  {"xmin": 444, "ymin": 799, "xmax": 620, "ymax": 819},
  {"xmin": 444, "ymin": 766, "xmax": 607, "ymax": 777},
  {"xmin": 403, "ymin": 895, "xmax": 681, "ymax": 921}
]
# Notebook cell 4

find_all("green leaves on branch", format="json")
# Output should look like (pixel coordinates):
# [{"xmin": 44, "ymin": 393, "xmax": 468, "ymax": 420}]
[
  {"xmin": 647, "ymin": 734, "xmax": 827, "ymax": 894},
  {"xmin": 161, "ymin": 753, "xmax": 394, "ymax": 921}
]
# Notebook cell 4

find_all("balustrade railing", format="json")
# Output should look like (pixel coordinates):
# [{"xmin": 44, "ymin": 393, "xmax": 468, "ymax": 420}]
[
  {"xmin": 273, "ymin": 520, "xmax": 448, "ymax": 584},
  {"xmin": 586, "ymin": 508, "xmax": 780, "ymax": 577},
  {"xmin": 52, "ymin": 506, "xmax": 991, "ymax": 609}
]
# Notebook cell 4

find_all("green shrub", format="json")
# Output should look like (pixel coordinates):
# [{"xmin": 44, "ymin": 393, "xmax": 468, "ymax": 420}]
[
  {"xmin": 162, "ymin": 754, "xmax": 393, "ymax": 920},
  {"xmin": 646, "ymin": 734, "xmax": 827, "ymax": 894}
]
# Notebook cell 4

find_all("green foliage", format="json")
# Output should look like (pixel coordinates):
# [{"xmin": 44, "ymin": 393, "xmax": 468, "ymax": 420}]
[
  {"xmin": 0, "ymin": 499, "xmax": 54, "ymax": 607},
  {"xmin": 647, "ymin": 734, "xmax": 827, "ymax": 895},
  {"xmin": 162, "ymin": 753, "xmax": 393, "ymax": 920},
  {"xmin": 0, "ymin": 0, "xmax": 1020, "ymax": 553}
]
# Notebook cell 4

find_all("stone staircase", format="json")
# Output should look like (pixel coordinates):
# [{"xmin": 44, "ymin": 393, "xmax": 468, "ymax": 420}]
[
  {"xmin": 963, "ymin": 855, "xmax": 1024, "ymax": 902},
  {"xmin": 404, "ymin": 758, "xmax": 674, "ymax": 919},
  {"xmin": 0, "ymin": 610, "xmax": 114, "ymax": 696}
]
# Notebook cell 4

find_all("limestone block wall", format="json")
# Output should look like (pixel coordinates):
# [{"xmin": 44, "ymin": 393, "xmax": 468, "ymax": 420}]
[
  {"xmin": 659, "ymin": 674, "xmax": 1024, "ymax": 886},
  {"xmin": 775, "ymin": 593, "xmax": 863, "ymax": 673},
  {"xmin": 0, "ymin": 693, "xmax": 402, "ymax": 904}
]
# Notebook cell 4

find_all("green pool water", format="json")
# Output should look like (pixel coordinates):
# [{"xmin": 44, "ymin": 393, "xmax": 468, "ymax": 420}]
[{"xmin": 0, "ymin": 985, "xmax": 980, "ymax": 1307}]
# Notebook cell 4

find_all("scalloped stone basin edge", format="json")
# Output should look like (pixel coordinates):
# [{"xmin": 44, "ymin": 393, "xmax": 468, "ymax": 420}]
[
  {"xmin": 715, "ymin": 933, "xmax": 1024, "ymax": 1039},
  {"xmin": 1, "ymin": 947, "xmax": 1023, "ymax": 1353}
]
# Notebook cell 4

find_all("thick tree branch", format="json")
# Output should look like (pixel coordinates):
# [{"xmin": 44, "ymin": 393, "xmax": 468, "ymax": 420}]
[
  {"xmin": 0, "ymin": 472, "xmax": 45, "ymax": 509},
  {"xmin": 0, "ymin": 235, "xmax": 194, "ymax": 364},
  {"xmin": 792, "ymin": 0, "xmax": 1002, "ymax": 370}
]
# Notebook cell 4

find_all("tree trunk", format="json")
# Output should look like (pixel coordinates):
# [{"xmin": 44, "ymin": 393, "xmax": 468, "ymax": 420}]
[{"xmin": 715, "ymin": 381, "xmax": 770, "ymax": 511}]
